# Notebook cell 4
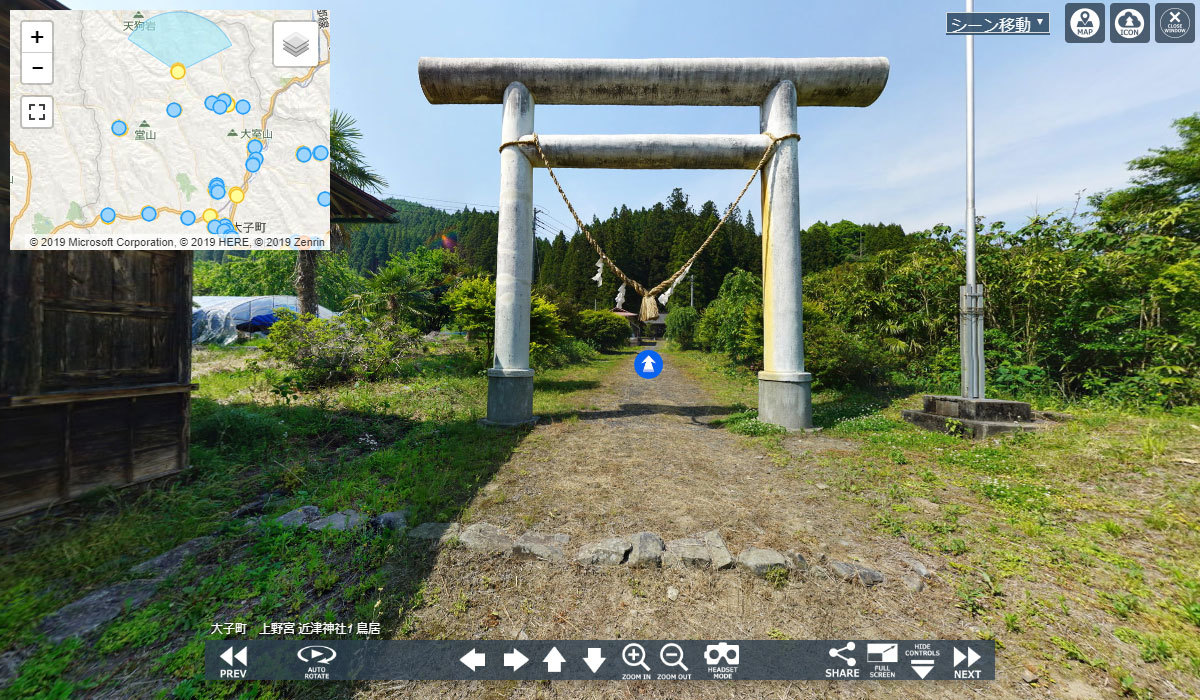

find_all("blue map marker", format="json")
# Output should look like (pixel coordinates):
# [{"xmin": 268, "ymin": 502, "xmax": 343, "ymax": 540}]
[{"xmin": 634, "ymin": 349, "xmax": 663, "ymax": 379}]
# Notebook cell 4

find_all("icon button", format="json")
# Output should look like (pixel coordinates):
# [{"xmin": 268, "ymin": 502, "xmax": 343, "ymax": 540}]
[
  {"xmin": 20, "ymin": 96, "xmax": 53, "ymax": 129},
  {"xmin": 659, "ymin": 643, "xmax": 688, "ymax": 672},
  {"xmin": 953, "ymin": 646, "xmax": 981, "ymax": 667},
  {"xmin": 583, "ymin": 647, "xmax": 607, "ymax": 672},
  {"xmin": 1155, "ymin": 3, "xmax": 1195, "ymax": 41},
  {"xmin": 622, "ymin": 642, "xmax": 650, "ymax": 671},
  {"xmin": 911, "ymin": 658, "xmax": 935, "ymax": 678},
  {"xmin": 21, "ymin": 53, "xmax": 53, "ymax": 84},
  {"xmin": 1065, "ymin": 3, "xmax": 1106, "ymax": 41},
  {"xmin": 503, "ymin": 648, "xmax": 528, "ymax": 671},
  {"xmin": 828, "ymin": 641, "xmax": 856, "ymax": 666},
  {"xmin": 1112, "ymin": 3, "xmax": 1152, "ymax": 41},
  {"xmin": 704, "ymin": 642, "xmax": 740, "ymax": 666},
  {"xmin": 460, "ymin": 648, "xmax": 486, "ymax": 671},
  {"xmin": 21, "ymin": 21, "xmax": 53, "ymax": 53},
  {"xmin": 867, "ymin": 642, "xmax": 898, "ymax": 663},
  {"xmin": 272, "ymin": 20, "xmax": 319, "ymax": 67},
  {"xmin": 220, "ymin": 646, "xmax": 248, "ymax": 667}
]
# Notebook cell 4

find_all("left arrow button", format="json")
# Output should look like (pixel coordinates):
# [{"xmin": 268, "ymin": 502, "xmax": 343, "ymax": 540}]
[{"xmin": 460, "ymin": 648, "xmax": 486, "ymax": 671}]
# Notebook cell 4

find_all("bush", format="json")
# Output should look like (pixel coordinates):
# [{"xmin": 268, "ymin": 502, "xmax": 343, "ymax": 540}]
[
  {"xmin": 573, "ymin": 310, "xmax": 630, "ymax": 349},
  {"xmin": 530, "ymin": 339, "xmax": 598, "ymax": 369},
  {"xmin": 263, "ymin": 310, "xmax": 420, "ymax": 386},
  {"xmin": 803, "ymin": 305, "xmax": 899, "ymax": 386},
  {"xmin": 445, "ymin": 276, "xmax": 564, "ymax": 359},
  {"xmin": 665, "ymin": 306, "xmax": 699, "ymax": 349},
  {"xmin": 697, "ymin": 269, "xmax": 763, "ymax": 358}
]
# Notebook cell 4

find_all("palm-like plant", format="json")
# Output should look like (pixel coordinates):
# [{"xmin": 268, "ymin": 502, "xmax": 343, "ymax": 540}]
[
  {"xmin": 295, "ymin": 109, "xmax": 388, "ymax": 315},
  {"xmin": 330, "ymin": 109, "xmax": 388, "ymax": 193}
]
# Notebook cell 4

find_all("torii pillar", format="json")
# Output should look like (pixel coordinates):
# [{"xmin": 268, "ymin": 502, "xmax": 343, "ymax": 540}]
[{"xmin": 418, "ymin": 57, "xmax": 891, "ymax": 429}]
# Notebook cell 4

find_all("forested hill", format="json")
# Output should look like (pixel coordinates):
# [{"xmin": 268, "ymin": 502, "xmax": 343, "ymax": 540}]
[{"xmin": 342, "ymin": 190, "xmax": 905, "ymax": 311}]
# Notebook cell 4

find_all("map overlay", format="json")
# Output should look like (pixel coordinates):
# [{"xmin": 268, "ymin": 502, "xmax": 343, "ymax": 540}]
[{"xmin": 9, "ymin": 10, "xmax": 331, "ymax": 250}]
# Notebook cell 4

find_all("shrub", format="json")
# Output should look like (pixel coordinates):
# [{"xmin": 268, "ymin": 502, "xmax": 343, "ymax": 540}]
[
  {"xmin": 263, "ymin": 310, "xmax": 420, "ymax": 386},
  {"xmin": 446, "ymin": 276, "xmax": 564, "ymax": 359},
  {"xmin": 573, "ymin": 310, "xmax": 631, "ymax": 349},
  {"xmin": 530, "ymin": 339, "xmax": 598, "ymax": 369},
  {"xmin": 665, "ymin": 306, "xmax": 699, "ymax": 349},
  {"xmin": 697, "ymin": 269, "xmax": 763, "ymax": 357}
]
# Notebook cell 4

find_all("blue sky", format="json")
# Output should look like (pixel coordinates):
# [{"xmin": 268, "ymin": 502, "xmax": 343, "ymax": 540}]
[{"xmin": 72, "ymin": 1, "xmax": 1200, "ymax": 236}]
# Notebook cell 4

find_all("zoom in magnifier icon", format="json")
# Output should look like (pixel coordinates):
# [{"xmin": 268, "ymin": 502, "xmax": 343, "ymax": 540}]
[
  {"xmin": 660, "ymin": 643, "xmax": 688, "ymax": 671},
  {"xmin": 622, "ymin": 643, "xmax": 650, "ymax": 671}
]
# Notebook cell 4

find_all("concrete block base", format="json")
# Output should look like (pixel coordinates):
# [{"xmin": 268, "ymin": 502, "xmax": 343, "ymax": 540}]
[
  {"xmin": 902, "ymin": 394, "xmax": 1061, "ymax": 439},
  {"xmin": 757, "ymin": 371, "xmax": 813, "ymax": 431},
  {"xmin": 483, "ymin": 369, "xmax": 535, "ymax": 427},
  {"xmin": 921, "ymin": 395, "xmax": 1032, "ymax": 422}
]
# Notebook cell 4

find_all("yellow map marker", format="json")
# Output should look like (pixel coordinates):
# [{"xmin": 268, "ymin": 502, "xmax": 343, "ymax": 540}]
[
  {"xmin": 170, "ymin": 63, "xmax": 186, "ymax": 80},
  {"xmin": 228, "ymin": 187, "xmax": 244, "ymax": 204},
  {"xmin": 202, "ymin": 208, "xmax": 218, "ymax": 222}
]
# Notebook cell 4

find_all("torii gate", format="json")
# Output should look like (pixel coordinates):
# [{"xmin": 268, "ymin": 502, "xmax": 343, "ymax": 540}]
[{"xmin": 418, "ymin": 57, "xmax": 890, "ymax": 430}]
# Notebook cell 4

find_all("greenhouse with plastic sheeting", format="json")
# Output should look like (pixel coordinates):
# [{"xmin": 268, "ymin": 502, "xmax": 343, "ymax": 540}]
[{"xmin": 191, "ymin": 295, "xmax": 337, "ymax": 345}]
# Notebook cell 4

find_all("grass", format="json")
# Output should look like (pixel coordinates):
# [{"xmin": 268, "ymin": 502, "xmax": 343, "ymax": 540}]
[
  {"xmin": 665, "ymin": 345, "xmax": 1200, "ymax": 697},
  {"xmin": 0, "ymin": 340, "xmax": 622, "ymax": 699}
]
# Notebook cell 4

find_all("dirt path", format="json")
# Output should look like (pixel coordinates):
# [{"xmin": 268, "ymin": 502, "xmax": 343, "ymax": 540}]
[{"xmin": 361, "ymin": 347, "xmax": 1048, "ymax": 700}]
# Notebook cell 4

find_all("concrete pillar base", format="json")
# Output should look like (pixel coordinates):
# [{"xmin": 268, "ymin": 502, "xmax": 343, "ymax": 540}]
[
  {"xmin": 757, "ymin": 370, "xmax": 813, "ymax": 430},
  {"xmin": 483, "ymin": 368, "xmax": 535, "ymax": 427}
]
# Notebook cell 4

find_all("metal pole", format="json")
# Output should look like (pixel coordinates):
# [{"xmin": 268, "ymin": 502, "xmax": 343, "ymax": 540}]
[
  {"xmin": 961, "ymin": 0, "xmax": 985, "ymax": 399},
  {"xmin": 689, "ymin": 275, "xmax": 694, "ymax": 307}
]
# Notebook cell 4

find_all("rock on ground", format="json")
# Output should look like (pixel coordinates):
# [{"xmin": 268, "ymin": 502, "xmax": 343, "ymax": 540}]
[
  {"xmin": 900, "ymin": 555, "xmax": 933, "ymax": 579},
  {"xmin": 574, "ymin": 537, "xmax": 632, "ymax": 565},
  {"xmin": 902, "ymin": 573, "xmax": 926, "ymax": 592},
  {"xmin": 627, "ymin": 532, "xmax": 664, "ymax": 568},
  {"xmin": 787, "ymin": 550, "xmax": 809, "ymax": 571},
  {"xmin": 663, "ymin": 537, "xmax": 712, "ymax": 569},
  {"xmin": 374, "ymin": 510, "xmax": 410, "ymax": 531},
  {"xmin": 459, "ymin": 523, "xmax": 514, "ymax": 554},
  {"xmin": 737, "ymin": 547, "xmax": 790, "ymax": 577},
  {"xmin": 274, "ymin": 505, "xmax": 321, "ymax": 527},
  {"xmin": 828, "ymin": 560, "xmax": 885, "ymax": 586},
  {"xmin": 513, "ymin": 532, "xmax": 570, "ymax": 562},
  {"xmin": 697, "ymin": 530, "xmax": 735, "ymax": 570},
  {"xmin": 308, "ymin": 510, "xmax": 367, "ymax": 531},
  {"xmin": 40, "ymin": 580, "xmax": 160, "ymax": 642},
  {"xmin": 130, "ymin": 536, "xmax": 214, "ymax": 578},
  {"xmin": 408, "ymin": 522, "xmax": 461, "ymax": 545}
]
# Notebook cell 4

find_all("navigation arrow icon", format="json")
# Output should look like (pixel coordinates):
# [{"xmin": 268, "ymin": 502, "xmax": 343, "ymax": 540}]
[
  {"xmin": 953, "ymin": 647, "xmax": 980, "ymax": 667},
  {"xmin": 504, "ymin": 648, "xmax": 529, "ymax": 671},
  {"xmin": 641, "ymin": 356, "xmax": 657, "ymax": 373},
  {"xmin": 543, "ymin": 646, "xmax": 566, "ymax": 673},
  {"xmin": 460, "ymin": 648, "xmax": 486, "ymax": 671},
  {"xmin": 220, "ymin": 646, "xmax": 248, "ymax": 666},
  {"xmin": 583, "ymin": 647, "xmax": 607, "ymax": 672}
]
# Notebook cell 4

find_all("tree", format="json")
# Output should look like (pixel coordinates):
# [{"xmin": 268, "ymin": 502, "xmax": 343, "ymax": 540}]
[
  {"xmin": 1090, "ymin": 113, "xmax": 1200, "ymax": 247},
  {"xmin": 296, "ymin": 110, "xmax": 390, "ymax": 315}
]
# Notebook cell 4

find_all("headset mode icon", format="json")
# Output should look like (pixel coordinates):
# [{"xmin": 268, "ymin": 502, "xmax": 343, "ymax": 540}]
[{"xmin": 704, "ymin": 642, "xmax": 740, "ymax": 666}]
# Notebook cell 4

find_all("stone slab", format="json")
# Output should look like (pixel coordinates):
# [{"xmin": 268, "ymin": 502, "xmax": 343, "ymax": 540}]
[
  {"xmin": 575, "ymin": 537, "xmax": 632, "ymax": 566},
  {"xmin": 274, "ymin": 505, "xmax": 321, "ymax": 527},
  {"xmin": 663, "ymin": 537, "xmax": 712, "ymax": 569},
  {"xmin": 513, "ymin": 532, "xmax": 570, "ymax": 562},
  {"xmin": 130, "ymin": 536, "xmax": 214, "ymax": 578},
  {"xmin": 308, "ymin": 510, "xmax": 367, "ymax": 531},
  {"xmin": 459, "ymin": 523, "xmax": 514, "ymax": 555},
  {"xmin": 828, "ymin": 560, "xmax": 884, "ymax": 587},
  {"xmin": 408, "ymin": 522, "xmax": 461, "ymax": 545},
  {"xmin": 627, "ymin": 532, "xmax": 664, "ymax": 568},
  {"xmin": 40, "ymin": 580, "xmax": 160, "ymax": 642},
  {"xmin": 696, "ymin": 530, "xmax": 735, "ymax": 570},
  {"xmin": 737, "ymin": 547, "xmax": 790, "ymax": 577}
]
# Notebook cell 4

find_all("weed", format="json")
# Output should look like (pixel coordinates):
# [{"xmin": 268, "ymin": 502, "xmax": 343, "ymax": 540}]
[{"xmin": 764, "ymin": 567, "xmax": 789, "ymax": 589}]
